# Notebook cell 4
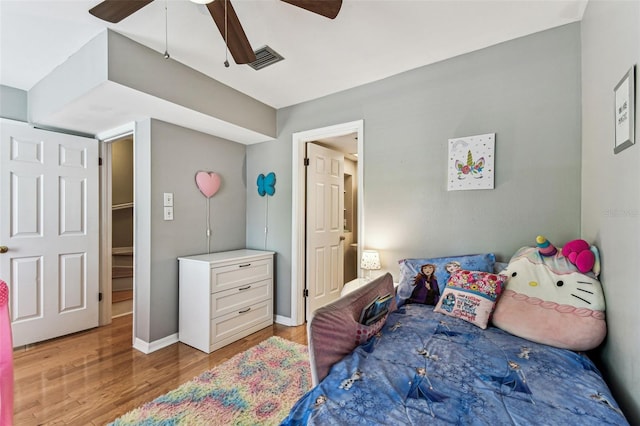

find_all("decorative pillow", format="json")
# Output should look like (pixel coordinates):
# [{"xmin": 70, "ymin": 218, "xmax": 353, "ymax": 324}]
[
  {"xmin": 491, "ymin": 237, "xmax": 606, "ymax": 351},
  {"xmin": 433, "ymin": 270, "xmax": 506, "ymax": 329},
  {"xmin": 397, "ymin": 253, "xmax": 496, "ymax": 306}
]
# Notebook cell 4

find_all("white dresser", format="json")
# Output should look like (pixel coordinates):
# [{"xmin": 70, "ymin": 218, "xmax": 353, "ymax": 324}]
[{"xmin": 178, "ymin": 249, "xmax": 275, "ymax": 353}]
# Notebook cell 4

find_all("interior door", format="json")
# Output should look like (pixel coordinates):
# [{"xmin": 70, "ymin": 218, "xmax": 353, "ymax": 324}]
[
  {"xmin": 0, "ymin": 121, "xmax": 99, "ymax": 347},
  {"xmin": 306, "ymin": 143, "xmax": 344, "ymax": 318}
]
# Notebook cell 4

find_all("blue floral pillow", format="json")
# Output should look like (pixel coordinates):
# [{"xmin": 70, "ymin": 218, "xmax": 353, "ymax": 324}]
[{"xmin": 397, "ymin": 253, "xmax": 496, "ymax": 306}]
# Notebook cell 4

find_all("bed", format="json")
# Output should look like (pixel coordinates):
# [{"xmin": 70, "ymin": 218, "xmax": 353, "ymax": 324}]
[{"xmin": 282, "ymin": 241, "xmax": 629, "ymax": 425}]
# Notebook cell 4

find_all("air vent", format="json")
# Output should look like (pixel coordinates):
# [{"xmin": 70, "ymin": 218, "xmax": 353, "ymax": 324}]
[{"xmin": 247, "ymin": 46, "xmax": 284, "ymax": 70}]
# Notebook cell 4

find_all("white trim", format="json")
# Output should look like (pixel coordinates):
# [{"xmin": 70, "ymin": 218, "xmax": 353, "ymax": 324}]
[
  {"xmin": 112, "ymin": 309, "xmax": 133, "ymax": 319},
  {"xmin": 98, "ymin": 141, "xmax": 113, "ymax": 326},
  {"xmin": 291, "ymin": 120, "xmax": 364, "ymax": 326},
  {"xmin": 97, "ymin": 121, "xmax": 137, "ymax": 142},
  {"xmin": 133, "ymin": 333, "xmax": 179, "ymax": 354},
  {"xmin": 0, "ymin": 118, "xmax": 29, "ymax": 127},
  {"xmin": 275, "ymin": 314, "xmax": 296, "ymax": 326}
]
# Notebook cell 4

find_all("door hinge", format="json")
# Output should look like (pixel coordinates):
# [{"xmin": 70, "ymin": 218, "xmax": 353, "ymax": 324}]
[
  {"xmin": 99, "ymin": 157, "xmax": 103, "ymax": 166},
  {"xmin": 98, "ymin": 292, "xmax": 103, "ymax": 302},
  {"xmin": 303, "ymin": 158, "xmax": 309, "ymax": 166},
  {"xmin": 303, "ymin": 288, "xmax": 309, "ymax": 297}
]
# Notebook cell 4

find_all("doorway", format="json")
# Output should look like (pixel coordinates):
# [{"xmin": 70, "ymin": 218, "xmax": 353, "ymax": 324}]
[
  {"xmin": 110, "ymin": 137, "xmax": 134, "ymax": 317},
  {"xmin": 311, "ymin": 137, "xmax": 359, "ymax": 284},
  {"xmin": 98, "ymin": 129, "xmax": 135, "ymax": 326},
  {"xmin": 291, "ymin": 120, "xmax": 364, "ymax": 325}
]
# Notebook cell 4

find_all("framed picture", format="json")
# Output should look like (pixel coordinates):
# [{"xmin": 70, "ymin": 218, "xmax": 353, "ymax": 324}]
[
  {"xmin": 447, "ymin": 133, "xmax": 495, "ymax": 191},
  {"xmin": 614, "ymin": 65, "xmax": 635, "ymax": 154}
]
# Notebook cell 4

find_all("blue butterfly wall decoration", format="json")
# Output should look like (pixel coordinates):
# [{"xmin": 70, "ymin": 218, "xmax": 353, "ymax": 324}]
[{"xmin": 257, "ymin": 172, "xmax": 276, "ymax": 197}]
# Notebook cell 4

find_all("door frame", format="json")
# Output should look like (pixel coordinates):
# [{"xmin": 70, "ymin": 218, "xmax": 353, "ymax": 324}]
[
  {"xmin": 291, "ymin": 120, "xmax": 364, "ymax": 326},
  {"xmin": 97, "ymin": 123, "xmax": 135, "ymax": 327}
]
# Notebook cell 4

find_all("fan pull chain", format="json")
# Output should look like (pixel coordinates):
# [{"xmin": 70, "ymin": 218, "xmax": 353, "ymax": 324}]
[
  {"xmin": 163, "ymin": 0, "xmax": 170, "ymax": 59},
  {"xmin": 223, "ymin": 0, "xmax": 229, "ymax": 67}
]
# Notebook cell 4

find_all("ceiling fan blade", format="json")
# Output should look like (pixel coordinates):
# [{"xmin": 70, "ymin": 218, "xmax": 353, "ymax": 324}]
[
  {"xmin": 89, "ymin": 0, "xmax": 154, "ymax": 23},
  {"xmin": 281, "ymin": 0, "xmax": 342, "ymax": 19},
  {"xmin": 207, "ymin": 0, "xmax": 257, "ymax": 65}
]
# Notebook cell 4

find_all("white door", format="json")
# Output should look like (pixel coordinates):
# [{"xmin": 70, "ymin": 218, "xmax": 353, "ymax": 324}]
[
  {"xmin": 306, "ymin": 143, "xmax": 344, "ymax": 318},
  {"xmin": 0, "ymin": 121, "xmax": 99, "ymax": 347}
]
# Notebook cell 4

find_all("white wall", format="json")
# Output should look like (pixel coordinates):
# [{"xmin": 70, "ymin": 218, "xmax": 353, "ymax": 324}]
[
  {"xmin": 0, "ymin": 85, "xmax": 27, "ymax": 122},
  {"xmin": 581, "ymin": 0, "xmax": 640, "ymax": 422}
]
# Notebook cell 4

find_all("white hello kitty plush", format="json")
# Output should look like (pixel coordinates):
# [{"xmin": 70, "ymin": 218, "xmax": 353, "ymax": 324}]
[{"xmin": 492, "ymin": 236, "xmax": 606, "ymax": 351}]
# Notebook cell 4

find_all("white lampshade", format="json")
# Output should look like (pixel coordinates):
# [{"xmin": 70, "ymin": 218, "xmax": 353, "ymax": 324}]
[{"xmin": 360, "ymin": 250, "xmax": 381, "ymax": 271}]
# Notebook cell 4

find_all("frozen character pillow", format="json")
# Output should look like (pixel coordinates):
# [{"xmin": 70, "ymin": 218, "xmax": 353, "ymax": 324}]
[
  {"xmin": 492, "ymin": 236, "xmax": 606, "ymax": 351},
  {"xmin": 397, "ymin": 253, "xmax": 496, "ymax": 306},
  {"xmin": 407, "ymin": 263, "xmax": 441, "ymax": 305}
]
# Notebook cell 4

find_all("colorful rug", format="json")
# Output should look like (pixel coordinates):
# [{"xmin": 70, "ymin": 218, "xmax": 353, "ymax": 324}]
[{"xmin": 110, "ymin": 336, "xmax": 311, "ymax": 426}]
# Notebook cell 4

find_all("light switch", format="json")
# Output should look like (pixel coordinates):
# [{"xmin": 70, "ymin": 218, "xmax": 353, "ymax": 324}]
[
  {"xmin": 164, "ymin": 206, "xmax": 174, "ymax": 221},
  {"xmin": 163, "ymin": 192, "xmax": 174, "ymax": 207}
]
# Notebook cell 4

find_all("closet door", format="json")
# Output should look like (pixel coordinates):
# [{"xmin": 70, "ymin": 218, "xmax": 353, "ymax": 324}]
[{"xmin": 0, "ymin": 121, "xmax": 99, "ymax": 347}]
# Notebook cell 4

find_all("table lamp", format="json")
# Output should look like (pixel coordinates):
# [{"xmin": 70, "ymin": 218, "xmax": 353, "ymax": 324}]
[{"xmin": 361, "ymin": 250, "xmax": 381, "ymax": 281}]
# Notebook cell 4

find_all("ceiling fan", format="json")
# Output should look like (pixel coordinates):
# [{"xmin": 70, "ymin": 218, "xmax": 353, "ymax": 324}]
[{"xmin": 88, "ymin": 0, "xmax": 342, "ymax": 65}]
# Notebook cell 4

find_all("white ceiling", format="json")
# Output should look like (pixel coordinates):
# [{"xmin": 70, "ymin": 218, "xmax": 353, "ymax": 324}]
[{"xmin": 1, "ymin": 0, "xmax": 588, "ymax": 111}]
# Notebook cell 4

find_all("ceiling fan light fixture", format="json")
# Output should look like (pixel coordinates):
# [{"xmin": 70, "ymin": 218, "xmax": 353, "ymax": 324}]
[{"xmin": 190, "ymin": 0, "xmax": 214, "ymax": 4}]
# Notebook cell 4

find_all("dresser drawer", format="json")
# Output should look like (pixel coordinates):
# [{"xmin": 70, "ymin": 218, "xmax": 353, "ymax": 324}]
[
  {"xmin": 210, "ymin": 279, "xmax": 272, "ymax": 318},
  {"xmin": 179, "ymin": 249, "xmax": 274, "ymax": 353},
  {"xmin": 210, "ymin": 299, "xmax": 273, "ymax": 351},
  {"xmin": 210, "ymin": 258, "xmax": 272, "ymax": 293}
]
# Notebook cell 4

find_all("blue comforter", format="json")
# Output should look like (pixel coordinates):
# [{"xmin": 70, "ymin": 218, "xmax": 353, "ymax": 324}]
[{"xmin": 282, "ymin": 304, "xmax": 628, "ymax": 425}]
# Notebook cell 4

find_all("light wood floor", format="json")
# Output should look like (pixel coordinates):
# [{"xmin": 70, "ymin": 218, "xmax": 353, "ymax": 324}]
[{"xmin": 12, "ymin": 314, "xmax": 308, "ymax": 425}]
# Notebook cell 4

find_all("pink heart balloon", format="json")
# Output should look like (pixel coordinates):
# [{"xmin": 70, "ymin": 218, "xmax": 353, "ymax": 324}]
[{"xmin": 195, "ymin": 171, "xmax": 221, "ymax": 198}]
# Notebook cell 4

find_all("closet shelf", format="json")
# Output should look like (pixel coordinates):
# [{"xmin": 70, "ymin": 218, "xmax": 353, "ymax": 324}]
[{"xmin": 112, "ymin": 202, "xmax": 134, "ymax": 210}]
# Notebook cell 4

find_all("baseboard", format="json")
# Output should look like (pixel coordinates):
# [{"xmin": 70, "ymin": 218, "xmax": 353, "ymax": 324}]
[
  {"xmin": 133, "ymin": 333, "xmax": 179, "ymax": 354},
  {"xmin": 275, "ymin": 315, "xmax": 300, "ymax": 326}
]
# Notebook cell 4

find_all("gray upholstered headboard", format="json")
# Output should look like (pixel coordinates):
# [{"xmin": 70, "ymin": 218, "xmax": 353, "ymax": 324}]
[{"xmin": 307, "ymin": 273, "xmax": 397, "ymax": 385}]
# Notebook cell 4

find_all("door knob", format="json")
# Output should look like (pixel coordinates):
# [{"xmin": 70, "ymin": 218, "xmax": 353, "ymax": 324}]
[
  {"xmin": 0, "ymin": 246, "xmax": 8, "ymax": 254},
  {"xmin": 339, "ymin": 236, "xmax": 346, "ymax": 241}
]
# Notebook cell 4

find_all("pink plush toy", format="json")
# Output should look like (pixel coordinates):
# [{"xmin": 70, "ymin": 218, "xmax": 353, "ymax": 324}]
[
  {"xmin": 562, "ymin": 239, "xmax": 596, "ymax": 273},
  {"xmin": 0, "ymin": 280, "xmax": 13, "ymax": 426},
  {"xmin": 492, "ymin": 236, "xmax": 606, "ymax": 351}
]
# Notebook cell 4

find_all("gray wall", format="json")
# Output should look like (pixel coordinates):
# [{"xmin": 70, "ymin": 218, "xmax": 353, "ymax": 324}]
[
  {"xmin": 0, "ymin": 85, "xmax": 27, "ymax": 122},
  {"xmin": 247, "ymin": 23, "xmax": 582, "ymax": 318},
  {"xmin": 25, "ymin": 30, "xmax": 274, "ymax": 143},
  {"xmin": 581, "ymin": 0, "xmax": 640, "ymax": 423},
  {"xmin": 135, "ymin": 119, "xmax": 247, "ymax": 342},
  {"xmin": 107, "ymin": 31, "xmax": 276, "ymax": 139}
]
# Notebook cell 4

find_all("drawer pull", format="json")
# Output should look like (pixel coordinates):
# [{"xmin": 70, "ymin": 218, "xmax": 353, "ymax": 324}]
[
  {"xmin": 238, "ymin": 263, "xmax": 252, "ymax": 268},
  {"xmin": 239, "ymin": 307, "xmax": 251, "ymax": 314},
  {"xmin": 238, "ymin": 285, "xmax": 252, "ymax": 291}
]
